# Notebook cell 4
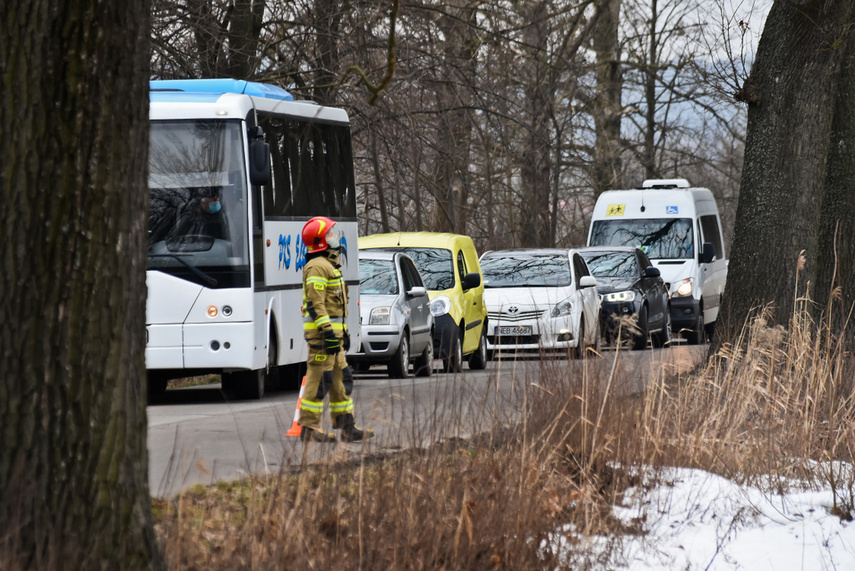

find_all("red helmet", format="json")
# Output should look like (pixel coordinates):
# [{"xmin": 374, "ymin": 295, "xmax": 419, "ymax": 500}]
[{"xmin": 302, "ymin": 216, "xmax": 337, "ymax": 253}]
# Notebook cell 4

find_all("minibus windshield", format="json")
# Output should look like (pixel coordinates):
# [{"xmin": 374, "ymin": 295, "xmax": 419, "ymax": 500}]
[{"xmin": 589, "ymin": 218, "xmax": 693, "ymax": 260}]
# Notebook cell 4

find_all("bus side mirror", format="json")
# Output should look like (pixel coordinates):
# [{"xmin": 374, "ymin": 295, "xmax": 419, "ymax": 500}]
[
  {"xmin": 249, "ymin": 129, "xmax": 270, "ymax": 186},
  {"xmin": 700, "ymin": 242, "xmax": 715, "ymax": 264}
]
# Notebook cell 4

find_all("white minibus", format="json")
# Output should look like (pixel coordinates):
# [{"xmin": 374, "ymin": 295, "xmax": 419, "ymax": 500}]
[{"xmin": 587, "ymin": 178, "xmax": 727, "ymax": 344}]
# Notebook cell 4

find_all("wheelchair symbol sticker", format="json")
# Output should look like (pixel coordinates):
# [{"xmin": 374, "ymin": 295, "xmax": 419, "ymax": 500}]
[{"xmin": 666, "ymin": 206, "xmax": 679, "ymax": 215}]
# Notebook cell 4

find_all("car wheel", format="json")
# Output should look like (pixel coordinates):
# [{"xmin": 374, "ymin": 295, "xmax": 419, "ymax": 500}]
[
  {"xmin": 468, "ymin": 324, "xmax": 489, "ymax": 370},
  {"xmin": 352, "ymin": 361, "xmax": 371, "ymax": 373},
  {"xmin": 414, "ymin": 334, "xmax": 433, "ymax": 377},
  {"xmin": 704, "ymin": 321, "xmax": 716, "ymax": 344},
  {"xmin": 632, "ymin": 305, "xmax": 649, "ymax": 351},
  {"xmin": 652, "ymin": 307, "xmax": 672, "ymax": 348},
  {"xmin": 572, "ymin": 319, "xmax": 585, "ymax": 359},
  {"xmin": 686, "ymin": 302, "xmax": 705, "ymax": 345},
  {"xmin": 586, "ymin": 315, "xmax": 601, "ymax": 358},
  {"xmin": 388, "ymin": 332, "xmax": 410, "ymax": 379},
  {"xmin": 443, "ymin": 328, "xmax": 463, "ymax": 373}
]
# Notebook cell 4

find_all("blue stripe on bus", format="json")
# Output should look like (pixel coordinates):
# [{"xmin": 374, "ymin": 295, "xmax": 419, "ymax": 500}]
[
  {"xmin": 150, "ymin": 79, "xmax": 294, "ymax": 101},
  {"xmin": 150, "ymin": 92, "xmax": 224, "ymax": 103}
]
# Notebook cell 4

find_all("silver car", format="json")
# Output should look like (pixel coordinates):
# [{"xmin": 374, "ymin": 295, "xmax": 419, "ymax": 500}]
[{"xmin": 352, "ymin": 251, "xmax": 434, "ymax": 378}]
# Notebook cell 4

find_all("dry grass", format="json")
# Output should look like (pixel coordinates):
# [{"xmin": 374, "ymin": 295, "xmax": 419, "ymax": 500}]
[
  {"xmin": 168, "ymin": 374, "xmax": 220, "ymax": 390},
  {"xmin": 152, "ymin": 293, "xmax": 855, "ymax": 569}
]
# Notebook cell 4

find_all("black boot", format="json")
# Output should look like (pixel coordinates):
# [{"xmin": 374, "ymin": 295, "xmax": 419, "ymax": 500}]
[
  {"xmin": 300, "ymin": 426, "xmax": 336, "ymax": 443},
  {"xmin": 335, "ymin": 413, "xmax": 374, "ymax": 442}
]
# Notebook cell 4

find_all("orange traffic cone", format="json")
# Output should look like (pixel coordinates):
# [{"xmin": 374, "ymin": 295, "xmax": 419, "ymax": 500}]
[{"xmin": 285, "ymin": 376, "xmax": 307, "ymax": 437}]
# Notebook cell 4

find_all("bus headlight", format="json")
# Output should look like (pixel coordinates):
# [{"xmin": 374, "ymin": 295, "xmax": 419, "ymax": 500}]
[
  {"xmin": 430, "ymin": 296, "xmax": 452, "ymax": 317},
  {"xmin": 671, "ymin": 278, "xmax": 693, "ymax": 298},
  {"xmin": 369, "ymin": 307, "xmax": 391, "ymax": 325}
]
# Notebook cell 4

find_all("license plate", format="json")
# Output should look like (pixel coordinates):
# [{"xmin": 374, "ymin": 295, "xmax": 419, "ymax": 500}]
[{"xmin": 495, "ymin": 326, "xmax": 532, "ymax": 336}]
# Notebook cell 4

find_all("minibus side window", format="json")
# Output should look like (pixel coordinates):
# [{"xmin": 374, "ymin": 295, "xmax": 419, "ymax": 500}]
[{"xmin": 700, "ymin": 215, "xmax": 725, "ymax": 259}]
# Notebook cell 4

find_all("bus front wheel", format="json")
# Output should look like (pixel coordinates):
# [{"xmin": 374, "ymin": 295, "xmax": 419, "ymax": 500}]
[{"xmin": 222, "ymin": 368, "xmax": 266, "ymax": 400}]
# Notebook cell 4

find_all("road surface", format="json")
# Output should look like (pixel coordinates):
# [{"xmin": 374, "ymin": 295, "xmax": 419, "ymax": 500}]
[{"xmin": 147, "ymin": 344, "xmax": 706, "ymax": 497}]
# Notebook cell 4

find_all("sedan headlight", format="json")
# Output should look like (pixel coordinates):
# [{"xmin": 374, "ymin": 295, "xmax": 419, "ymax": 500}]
[
  {"xmin": 604, "ymin": 290, "xmax": 636, "ymax": 303},
  {"xmin": 369, "ymin": 307, "xmax": 391, "ymax": 325},
  {"xmin": 671, "ymin": 278, "xmax": 693, "ymax": 298},
  {"xmin": 430, "ymin": 296, "xmax": 451, "ymax": 317},
  {"xmin": 551, "ymin": 299, "xmax": 573, "ymax": 318}
]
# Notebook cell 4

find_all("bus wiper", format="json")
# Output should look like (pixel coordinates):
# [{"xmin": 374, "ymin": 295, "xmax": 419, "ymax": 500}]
[{"xmin": 149, "ymin": 254, "xmax": 218, "ymax": 287}]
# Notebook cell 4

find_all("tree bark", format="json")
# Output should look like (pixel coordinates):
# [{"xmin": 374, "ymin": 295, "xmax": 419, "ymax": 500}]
[
  {"xmin": 313, "ymin": 0, "xmax": 344, "ymax": 105},
  {"xmin": 227, "ymin": 0, "xmax": 266, "ymax": 78},
  {"xmin": 0, "ymin": 2, "xmax": 162, "ymax": 569},
  {"xmin": 591, "ymin": 0, "xmax": 623, "ymax": 195},
  {"xmin": 813, "ymin": 16, "xmax": 855, "ymax": 336},
  {"xmin": 519, "ymin": 3, "xmax": 553, "ymax": 247},
  {"xmin": 431, "ymin": 3, "xmax": 477, "ymax": 234},
  {"xmin": 720, "ymin": 0, "xmax": 852, "ymax": 343},
  {"xmin": 642, "ymin": 0, "xmax": 659, "ymax": 179}
]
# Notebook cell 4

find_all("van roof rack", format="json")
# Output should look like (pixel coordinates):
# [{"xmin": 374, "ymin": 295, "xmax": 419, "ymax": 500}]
[{"xmin": 641, "ymin": 178, "xmax": 690, "ymax": 189}]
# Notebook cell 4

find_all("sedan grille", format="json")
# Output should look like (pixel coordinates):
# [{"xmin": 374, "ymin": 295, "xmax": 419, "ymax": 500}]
[{"xmin": 488, "ymin": 310, "xmax": 544, "ymax": 323}]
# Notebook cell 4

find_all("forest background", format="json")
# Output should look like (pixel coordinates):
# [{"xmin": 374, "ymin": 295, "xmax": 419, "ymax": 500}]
[{"xmin": 151, "ymin": 0, "xmax": 767, "ymax": 252}]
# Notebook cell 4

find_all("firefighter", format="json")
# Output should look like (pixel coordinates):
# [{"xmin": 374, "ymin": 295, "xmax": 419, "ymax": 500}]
[{"xmin": 299, "ymin": 216, "xmax": 373, "ymax": 443}]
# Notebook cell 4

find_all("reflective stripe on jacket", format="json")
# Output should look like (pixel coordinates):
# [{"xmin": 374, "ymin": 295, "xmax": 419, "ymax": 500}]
[{"xmin": 303, "ymin": 255, "xmax": 348, "ymax": 338}]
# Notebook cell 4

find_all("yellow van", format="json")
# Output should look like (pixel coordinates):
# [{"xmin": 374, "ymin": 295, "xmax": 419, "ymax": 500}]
[{"xmin": 359, "ymin": 232, "xmax": 488, "ymax": 372}]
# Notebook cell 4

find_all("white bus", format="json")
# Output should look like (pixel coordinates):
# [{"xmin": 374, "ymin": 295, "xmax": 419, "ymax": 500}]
[{"xmin": 146, "ymin": 79, "xmax": 360, "ymax": 399}]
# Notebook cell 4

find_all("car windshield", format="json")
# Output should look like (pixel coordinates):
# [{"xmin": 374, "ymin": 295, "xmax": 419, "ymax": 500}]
[
  {"xmin": 365, "ymin": 247, "xmax": 454, "ymax": 291},
  {"xmin": 359, "ymin": 259, "xmax": 399, "ymax": 295},
  {"xmin": 581, "ymin": 252, "xmax": 638, "ymax": 278},
  {"xmin": 481, "ymin": 253, "xmax": 572, "ymax": 288},
  {"xmin": 589, "ymin": 218, "xmax": 693, "ymax": 260}
]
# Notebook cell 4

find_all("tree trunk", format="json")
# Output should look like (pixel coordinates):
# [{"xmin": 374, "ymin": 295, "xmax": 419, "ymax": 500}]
[
  {"xmin": 0, "ymin": 3, "xmax": 162, "ymax": 569},
  {"xmin": 643, "ymin": 0, "xmax": 659, "ymax": 179},
  {"xmin": 313, "ymin": 0, "xmax": 344, "ymax": 105},
  {"xmin": 719, "ymin": 0, "xmax": 851, "ymax": 343},
  {"xmin": 815, "ymin": 15, "xmax": 855, "ymax": 336},
  {"xmin": 370, "ymin": 128, "xmax": 391, "ymax": 233},
  {"xmin": 432, "ymin": 4, "xmax": 476, "ymax": 234},
  {"xmin": 591, "ymin": 0, "xmax": 623, "ymax": 195},
  {"xmin": 188, "ymin": 0, "xmax": 226, "ymax": 77},
  {"xmin": 227, "ymin": 0, "xmax": 266, "ymax": 78},
  {"xmin": 519, "ymin": 3, "xmax": 552, "ymax": 248}
]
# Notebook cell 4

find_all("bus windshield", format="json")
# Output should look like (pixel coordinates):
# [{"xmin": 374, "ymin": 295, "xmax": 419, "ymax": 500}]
[
  {"xmin": 148, "ymin": 120, "xmax": 250, "ymax": 287},
  {"xmin": 589, "ymin": 218, "xmax": 694, "ymax": 260}
]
